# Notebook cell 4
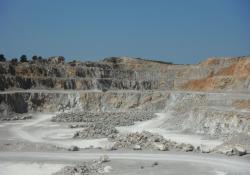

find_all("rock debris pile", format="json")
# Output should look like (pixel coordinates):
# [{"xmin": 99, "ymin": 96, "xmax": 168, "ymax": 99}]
[
  {"xmin": 52, "ymin": 111, "xmax": 156, "ymax": 139},
  {"xmin": 53, "ymin": 156, "xmax": 111, "ymax": 175},
  {"xmin": 110, "ymin": 131, "xmax": 197, "ymax": 152},
  {"xmin": 52, "ymin": 111, "xmax": 156, "ymax": 126},
  {"xmin": 74, "ymin": 122, "xmax": 118, "ymax": 139}
]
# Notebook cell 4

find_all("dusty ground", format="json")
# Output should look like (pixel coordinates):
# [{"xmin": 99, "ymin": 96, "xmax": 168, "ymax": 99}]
[{"xmin": 0, "ymin": 112, "xmax": 250, "ymax": 175}]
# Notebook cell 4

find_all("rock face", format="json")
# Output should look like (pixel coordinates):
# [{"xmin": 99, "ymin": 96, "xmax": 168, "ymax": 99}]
[
  {"xmin": 0, "ymin": 91, "xmax": 167, "ymax": 115},
  {"xmin": 1, "ymin": 56, "xmax": 249, "ymax": 92},
  {"xmin": 1, "ymin": 56, "xmax": 250, "ymax": 154},
  {"xmin": 181, "ymin": 57, "xmax": 250, "ymax": 91},
  {"xmin": 161, "ymin": 92, "xmax": 250, "ymax": 138},
  {"xmin": 0, "ymin": 57, "xmax": 174, "ymax": 91},
  {"xmin": 1, "ymin": 56, "xmax": 250, "ymax": 115}
]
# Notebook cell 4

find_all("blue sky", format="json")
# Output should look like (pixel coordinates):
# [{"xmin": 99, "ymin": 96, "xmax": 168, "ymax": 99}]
[{"xmin": 0, "ymin": 0, "xmax": 249, "ymax": 64}]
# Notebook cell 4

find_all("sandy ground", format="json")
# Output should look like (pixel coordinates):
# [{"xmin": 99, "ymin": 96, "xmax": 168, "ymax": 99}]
[
  {"xmin": 0, "ymin": 161, "xmax": 65, "ymax": 175},
  {"xmin": 3, "ymin": 113, "xmax": 223, "ymax": 150},
  {"xmin": 0, "ymin": 113, "xmax": 250, "ymax": 174},
  {"xmin": 0, "ymin": 151, "xmax": 250, "ymax": 175},
  {"xmin": 4, "ymin": 113, "xmax": 113, "ymax": 149}
]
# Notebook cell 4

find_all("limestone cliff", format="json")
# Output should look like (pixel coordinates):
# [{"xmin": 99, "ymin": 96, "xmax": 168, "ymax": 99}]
[
  {"xmin": 181, "ymin": 56, "xmax": 250, "ymax": 91},
  {"xmin": 1, "ymin": 56, "xmax": 250, "ymax": 155},
  {"xmin": 1, "ymin": 56, "xmax": 249, "ymax": 92}
]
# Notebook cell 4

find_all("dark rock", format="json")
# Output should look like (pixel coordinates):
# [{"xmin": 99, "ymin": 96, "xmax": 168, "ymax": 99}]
[{"xmin": 68, "ymin": 145, "xmax": 79, "ymax": 151}]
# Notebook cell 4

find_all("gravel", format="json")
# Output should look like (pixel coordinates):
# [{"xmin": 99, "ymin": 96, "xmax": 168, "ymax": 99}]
[
  {"xmin": 53, "ymin": 156, "xmax": 111, "ymax": 175},
  {"xmin": 52, "ymin": 110, "xmax": 156, "ymax": 139},
  {"xmin": 51, "ymin": 110, "xmax": 156, "ymax": 127},
  {"xmin": 111, "ymin": 131, "xmax": 176, "ymax": 150},
  {"xmin": 73, "ymin": 122, "xmax": 118, "ymax": 139}
]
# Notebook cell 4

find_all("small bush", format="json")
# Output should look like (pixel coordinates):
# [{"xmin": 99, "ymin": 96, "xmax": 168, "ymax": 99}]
[{"xmin": 0, "ymin": 54, "xmax": 6, "ymax": 62}]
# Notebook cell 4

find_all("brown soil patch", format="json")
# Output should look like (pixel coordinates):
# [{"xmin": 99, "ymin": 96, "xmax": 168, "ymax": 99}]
[
  {"xmin": 233, "ymin": 100, "xmax": 250, "ymax": 109},
  {"xmin": 181, "ymin": 58, "xmax": 250, "ymax": 91}
]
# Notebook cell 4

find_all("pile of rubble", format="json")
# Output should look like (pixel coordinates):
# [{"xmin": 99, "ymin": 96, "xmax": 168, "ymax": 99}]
[
  {"xmin": 216, "ymin": 145, "xmax": 247, "ymax": 156},
  {"xmin": 111, "ymin": 131, "xmax": 248, "ymax": 156},
  {"xmin": 53, "ymin": 155, "xmax": 111, "ymax": 175},
  {"xmin": 51, "ymin": 110, "xmax": 156, "ymax": 127},
  {"xmin": 74, "ymin": 122, "xmax": 118, "ymax": 139},
  {"xmin": 111, "ymin": 131, "xmax": 196, "ymax": 152},
  {"xmin": 53, "ymin": 111, "xmax": 156, "ymax": 139}
]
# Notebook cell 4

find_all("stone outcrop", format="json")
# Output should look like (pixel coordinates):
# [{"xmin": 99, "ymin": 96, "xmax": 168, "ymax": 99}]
[
  {"xmin": 1, "ymin": 56, "xmax": 249, "ymax": 92},
  {"xmin": 0, "ymin": 56, "xmax": 250, "ymax": 156},
  {"xmin": 161, "ymin": 92, "xmax": 250, "ymax": 138},
  {"xmin": 181, "ymin": 56, "xmax": 250, "ymax": 91},
  {"xmin": 0, "ymin": 91, "xmax": 167, "ymax": 116}
]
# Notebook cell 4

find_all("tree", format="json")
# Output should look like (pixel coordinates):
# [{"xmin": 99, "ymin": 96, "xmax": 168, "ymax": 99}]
[
  {"xmin": 0, "ymin": 54, "xmax": 6, "ymax": 62},
  {"xmin": 20, "ymin": 55, "xmax": 28, "ymax": 62},
  {"xmin": 11, "ymin": 58, "xmax": 18, "ymax": 64},
  {"xmin": 32, "ymin": 55, "xmax": 38, "ymax": 61}
]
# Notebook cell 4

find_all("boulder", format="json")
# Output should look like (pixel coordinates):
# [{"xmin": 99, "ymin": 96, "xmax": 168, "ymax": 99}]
[
  {"xmin": 20, "ymin": 114, "xmax": 32, "ymax": 120},
  {"xmin": 133, "ymin": 144, "xmax": 142, "ymax": 150},
  {"xmin": 233, "ymin": 145, "xmax": 247, "ymax": 156},
  {"xmin": 200, "ymin": 146, "xmax": 211, "ymax": 153},
  {"xmin": 153, "ymin": 143, "xmax": 168, "ymax": 151},
  {"xmin": 99, "ymin": 155, "xmax": 110, "ymax": 163},
  {"xmin": 103, "ymin": 144, "xmax": 117, "ymax": 151},
  {"xmin": 152, "ymin": 161, "xmax": 159, "ymax": 166},
  {"xmin": 218, "ymin": 146, "xmax": 234, "ymax": 156},
  {"xmin": 68, "ymin": 145, "xmax": 79, "ymax": 151},
  {"xmin": 182, "ymin": 144, "xmax": 194, "ymax": 152},
  {"xmin": 103, "ymin": 166, "xmax": 112, "ymax": 173}
]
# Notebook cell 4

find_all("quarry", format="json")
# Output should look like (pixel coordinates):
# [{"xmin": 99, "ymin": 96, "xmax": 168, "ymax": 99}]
[{"xmin": 0, "ymin": 56, "xmax": 250, "ymax": 175}]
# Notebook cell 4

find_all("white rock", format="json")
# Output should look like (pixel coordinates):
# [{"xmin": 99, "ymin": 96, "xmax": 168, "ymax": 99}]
[
  {"xmin": 153, "ymin": 143, "xmax": 168, "ymax": 151},
  {"xmin": 99, "ymin": 155, "xmax": 110, "ymax": 163},
  {"xmin": 103, "ymin": 165, "xmax": 112, "ymax": 173},
  {"xmin": 182, "ymin": 144, "xmax": 194, "ymax": 152},
  {"xmin": 234, "ymin": 145, "xmax": 247, "ymax": 156},
  {"xmin": 133, "ymin": 144, "xmax": 142, "ymax": 150},
  {"xmin": 200, "ymin": 146, "xmax": 211, "ymax": 153},
  {"xmin": 219, "ymin": 146, "xmax": 233, "ymax": 156},
  {"xmin": 104, "ymin": 144, "xmax": 117, "ymax": 151}
]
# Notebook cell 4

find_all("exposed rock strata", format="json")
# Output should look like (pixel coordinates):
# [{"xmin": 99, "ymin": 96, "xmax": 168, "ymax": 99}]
[
  {"xmin": 0, "ymin": 56, "xmax": 250, "ymax": 156},
  {"xmin": 1, "ymin": 56, "xmax": 249, "ymax": 92},
  {"xmin": 0, "ymin": 91, "xmax": 167, "ymax": 116},
  {"xmin": 162, "ymin": 92, "xmax": 250, "ymax": 138},
  {"xmin": 181, "ymin": 57, "xmax": 250, "ymax": 91}
]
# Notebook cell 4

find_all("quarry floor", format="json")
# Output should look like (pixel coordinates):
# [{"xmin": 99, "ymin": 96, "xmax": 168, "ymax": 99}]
[{"xmin": 0, "ymin": 112, "xmax": 250, "ymax": 175}]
